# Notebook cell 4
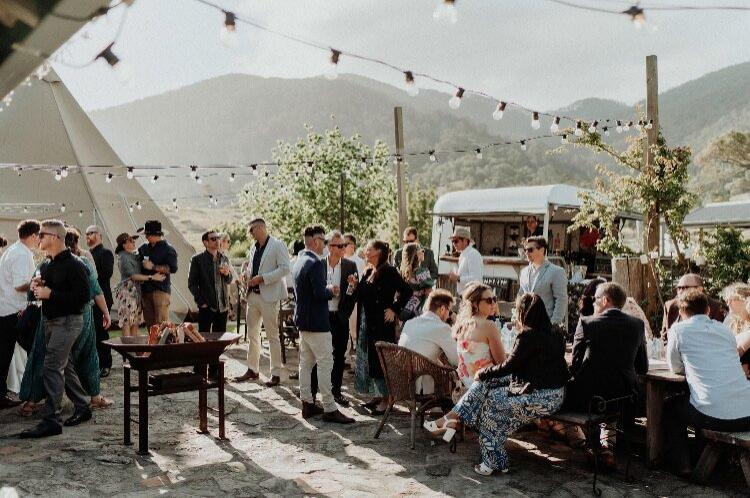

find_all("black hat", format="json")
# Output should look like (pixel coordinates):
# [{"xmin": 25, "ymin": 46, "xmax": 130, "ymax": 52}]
[{"xmin": 137, "ymin": 220, "xmax": 164, "ymax": 236}]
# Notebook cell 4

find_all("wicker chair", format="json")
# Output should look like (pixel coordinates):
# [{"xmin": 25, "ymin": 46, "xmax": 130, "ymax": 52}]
[{"xmin": 373, "ymin": 341, "xmax": 457, "ymax": 449}]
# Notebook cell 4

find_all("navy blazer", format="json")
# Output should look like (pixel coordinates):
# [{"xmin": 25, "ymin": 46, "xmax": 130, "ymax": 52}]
[{"xmin": 292, "ymin": 250, "xmax": 333, "ymax": 332}]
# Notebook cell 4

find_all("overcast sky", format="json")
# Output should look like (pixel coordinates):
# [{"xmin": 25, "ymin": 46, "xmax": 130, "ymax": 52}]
[{"xmin": 54, "ymin": 0, "xmax": 750, "ymax": 112}]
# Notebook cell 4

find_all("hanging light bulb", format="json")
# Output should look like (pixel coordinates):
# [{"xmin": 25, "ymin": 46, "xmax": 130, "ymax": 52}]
[
  {"xmin": 61, "ymin": 166, "xmax": 69, "ymax": 178},
  {"xmin": 603, "ymin": 126, "xmax": 610, "ymax": 137},
  {"xmin": 622, "ymin": 5, "xmax": 646, "ymax": 28},
  {"xmin": 229, "ymin": 172, "xmax": 236, "ymax": 182},
  {"xmin": 209, "ymin": 195, "xmax": 215, "ymax": 207},
  {"xmin": 475, "ymin": 148, "xmax": 483, "ymax": 160},
  {"xmin": 190, "ymin": 165, "xmax": 198, "ymax": 179},
  {"xmin": 23, "ymin": 206, "xmax": 28, "ymax": 213},
  {"xmin": 624, "ymin": 121, "xmax": 632, "ymax": 131},
  {"xmin": 530, "ymin": 112, "xmax": 541, "ymax": 130},
  {"xmin": 220, "ymin": 11, "xmax": 239, "ymax": 48},
  {"xmin": 590, "ymin": 121, "xmax": 599, "ymax": 133},
  {"xmin": 60, "ymin": 203, "xmax": 66, "ymax": 213},
  {"xmin": 136, "ymin": 201, "xmax": 142, "ymax": 210},
  {"xmin": 550, "ymin": 116, "xmax": 560, "ymax": 133},
  {"xmin": 325, "ymin": 49, "xmax": 341, "ymax": 80},
  {"xmin": 433, "ymin": 0, "xmax": 457, "ymax": 25},
  {"xmin": 126, "ymin": 167, "xmax": 134, "ymax": 180},
  {"xmin": 492, "ymin": 101, "xmax": 507, "ymax": 121},
  {"xmin": 645, "ymin": 119, "xmax": 654, "ymax": 130},
  {"xmin": 151, "ymin": 175, "xmax": 159, "ymax": 184},
  {"xmin": 635, "ymin": 120, "xmax": 643, "ymax": 131},
  {"xmin": 359, "ymin": 157, "xmax": 368, "ymax": 169},
  {"xmin": 520, "ymin": 140, "xmax": 527, "ymax": 151},
  {"xmin": 250, "ymin": 164, "xmax": 258, "ymax": 176},
  {"xmin": 105, "ymin": 172, "xmax": 113, "ymax": 183},
  {"xmin": 54, "ymin": 169, "xmax": 62, "ymax": 181},
  {"xmin": 14, "ymin": 166, "xmax": 22, "ymax": 176},
  {"xmin": 561, "ymin": 134, "xmax": 568, "ymax": 144},
  {"xmin": 448, "ymin": 87, "xmax": 464, "ymax": 110},
  {"xmin": 195, "ymin": 175, "xmax": 202, "ymax": 184},
  {"xmin": 172, "ymin": 198, "xmax": 178, "ymax": 209},
  {"xmin": 95, "ymin": 42, "xmax": 132, "ymax": 83},
  {"xmin": 128, "ymin": 204, "xmax": 134, "ymax": 213},
  {"xmin": 575, "ymin": 121, "xmax": 583, "ymax": 137},
  {"xmin": 78, "ymin": 210, "xmax": 83, "ymax": 217},
  {"xmin": 404, "ymin": 71, "xmax": 419, "ymax": 97},
  {"xmin": 429, "ymin": 150, "xmax": 437, "ymax": 162},
  {"xmin": 616, "ymin": 120, "xmax": 623, "ymax": 133}
]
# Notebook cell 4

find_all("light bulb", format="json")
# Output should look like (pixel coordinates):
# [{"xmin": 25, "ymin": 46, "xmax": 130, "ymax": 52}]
[
  {"xmin": 151, "ymin": 175, "xmax": 158, "ymax": 184},
  {"xmin": 229, "ymin": 172, "xmax": 236, "ymax": 182},
  {"xmin": 60, "ymin": 203, "xmax": 66, "ymax": 213},
  {"xmin": 574, "ymin": 121, "xmax": 583, "ymax": 137},
  {"xmin": 54, "ymin": 170, "xmax": 62, "ymax": 181},
  {"xmin": 14, "ymin": 166, "xmax": 22, "ymax": 176},
  {"xmin": 433, "ymin": 0, "xmax": 457, "ymax": 25},
  {"xmin": 325, "ymin": 49, "xmax": 341, "ymax": 80},
  {"xmin": 624, "ymin": 121, "xmax": 632, "ymax": 132},
  {"xmin": 520, "ymin": 140, "xmax": 527, "ymax": 151},
  {"xmin": 359, "ymin": 158, "xmax": 367, "ymax": 169},
  {"xmin": 250, "ymin": 164, "xmax": 258, "ymax": 176},
  {"xmin": 172, "ymin": 198, "xmax": 178, "ymax": 208},
  {"xmin": 429, "ymin": 150, "xmax": 437, "ymax": 162},
  {"xmin": 448, "ymin": 87, "xmax": 464, "ymax": 110},
  {"xmin": 492, "ymin": 101, "xmax": 506, "ymax": 121},
  {"xmin": 220, "ymin": 11, "xmax": 238, "ymax": 48},
  {"xmin": 588, "ymin": 121, "xmax": 597, "ymax": 134},
  {"xmin": 635, "ymin": 120, "xmax": 643, "ymax": 131},
  {"xmin": 106, "ymin": 173, "xmax": 113, "ymax": 183},
  {"xmin": 616, "ymin": 120, "xmax": 623, "ymax": 133},
  {"xmin": 550, "ymin": 116, "xmax": 560, "ymax": 133},
  {"xmin": 622, "ymin": 5, "xmax": 646, "ymax": 28},
  {"xmin": 604, "ymin": 127, "xmax": 610, "ymax": 137},
  {"xmin": 128, "ymin": 205, "xmax": 134, "ymax": 213},
  {"xmin": 195, "ymin": 175, "xmax": 202, "ymax": 184},
  {"xmin": 531, "ymin": 112, "xmax": 540, "ymax": 130},
  {"xmin": 645, "ymin": 119, "xmax": 654, "ymax": 130},
  {"xmin": 23, "ymin": 206, "xmax": 28, "ymax": 213},
  {"xmin": 136, "ymin": 201, "xmax": 142, "ymax": 210},
  {"xmin": 190, "ymin": 166, "xmax": 197, "ymax": 178},
  {"xmin": 475, "ymin": 148, "xmax": 483, "ymax": 159},
  {"xmin": 209, "ymin": 195, "xmax": 214, "ymax": 206},
  {"xmin": 404, "ymin": 71, "xmax": 419, "ymax": 97},
  {"xmin": 126, "ymin": 167, "xmax": 134, "ymax": 180},
  {"xmin": 561, "ymin": 134, "xmax": 568, "ymax": 144},
  {"xmin": 61, "ymin": 166, "xmax": 69, "ymax": 178},
  {"xmin": 78, "ymin": 210, "xmax": 83, "ymax": 217}
]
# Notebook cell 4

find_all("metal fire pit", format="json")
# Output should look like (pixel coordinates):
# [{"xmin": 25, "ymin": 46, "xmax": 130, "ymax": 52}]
[{"xmin": 104, "ymin": 332, "xmax": 240, "ymax": 455}]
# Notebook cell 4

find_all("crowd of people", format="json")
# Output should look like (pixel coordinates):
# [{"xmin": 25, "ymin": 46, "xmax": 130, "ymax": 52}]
[{"xmin": 2, "ymin": 217, "xmax": 750, "ymax": 480}]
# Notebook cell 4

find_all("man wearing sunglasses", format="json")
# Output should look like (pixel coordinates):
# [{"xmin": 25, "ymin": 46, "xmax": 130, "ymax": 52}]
[
  {"xmin": 394, "ymin": 227, "xmax": 438, "ymax": 281},
  {"xmin": 447, "ymin": 226, "xmax": 483, "ymax": 295},
  {"xmin": 661, "ymin": 273, "xmax": 726, "ymax": 338},
  {"xmin": 21, "ymin": 220, "xmax": 91, "ymax": 438},
  {"xmin": 517, "ymin": 236, "xmax": 568, "ymax": 327},
  {"xmin": 188, "ymin": 230, "xmax": 233, "ymax": 339}
]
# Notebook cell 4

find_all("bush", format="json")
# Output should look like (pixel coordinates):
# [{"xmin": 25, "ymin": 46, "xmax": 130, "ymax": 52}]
[{"xmin": 700, "ymin": 226, "xmax": 750, "ymax": 296}]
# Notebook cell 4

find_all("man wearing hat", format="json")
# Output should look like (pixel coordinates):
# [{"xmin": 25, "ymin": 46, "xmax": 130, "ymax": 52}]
[
  {"xmin": 85, "ymin": 225, "xmax": 114, "ymax": 378},
  {"xmin": 137, "ymin": 220, "xmax": 178, "ymax": 329},
  {"xmin": 662, "ymin": 273, "xmax": 726, "ymax": 337},
  {"xmin": 448, "ymin": 226, "xmax": 484, "ymax": 295}
]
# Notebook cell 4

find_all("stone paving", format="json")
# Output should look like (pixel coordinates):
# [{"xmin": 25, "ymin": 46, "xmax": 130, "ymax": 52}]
[{"xmin": 1, "ymin": 340, "xmax": 747, "ymax": 497}]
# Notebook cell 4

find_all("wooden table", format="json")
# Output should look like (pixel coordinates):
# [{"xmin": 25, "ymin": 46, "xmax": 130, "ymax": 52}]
[
  {"xmin": 642, "ymin": 362, "xmax": 687, "ymax": 468},
  {"xmin": 104, "ymin": 333, "xmax": 240, "ymax": 455}
]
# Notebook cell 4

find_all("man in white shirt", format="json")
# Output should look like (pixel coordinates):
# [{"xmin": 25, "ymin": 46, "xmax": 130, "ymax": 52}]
[
  {"xmin": 665, "ymin": 289, "xmax": 750, "ymax": 474},
  {"xmin": 0, "ymin": 220, "xmax": 39, "ymax": 408},
  {"xmin": 399, "ymin": 290, "xmax": 458, "ymax": 394},
  {"xmin": 447, "ymin": 226, "xmax": 483, "ymax": 296}
]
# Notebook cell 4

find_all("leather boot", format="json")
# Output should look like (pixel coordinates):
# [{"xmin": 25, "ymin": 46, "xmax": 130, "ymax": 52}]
[{"xmin": 301, "ymin": 401, "xmax": 324, "ymax": 419}]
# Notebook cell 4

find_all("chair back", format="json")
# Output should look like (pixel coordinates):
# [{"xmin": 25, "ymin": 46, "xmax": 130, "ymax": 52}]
[{"xmin": 375, "ymin": 342, "xmax": 456, "ymax": 403}]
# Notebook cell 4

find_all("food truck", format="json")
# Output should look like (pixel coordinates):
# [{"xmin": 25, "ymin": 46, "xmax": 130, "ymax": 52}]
[{"xmin": 430, "ymin": 184, "xmax": 642, "ymax": 301}]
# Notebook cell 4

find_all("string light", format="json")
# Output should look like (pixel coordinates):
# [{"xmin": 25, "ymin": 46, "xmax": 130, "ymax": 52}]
[
  {"xmin": 550, "ymin": 116, "xmax": 560, "ymax": 133},
  {"xmin": 151, "ymin": 174, "xmax": 159, "ymax": 184},
  {"xmin": 126, "ymin": 167, "xmax": 134, "ymax": 180},
  {"xmin": 520, "ymin": 140, "xmax": 527, "ymax": 151},
  {"xmin": 220, "ymin": 10, "xmax": 238, "ymax": 48},
  {"xmin": 429, "ymin": 150, "xmax": 437, "ymax": 162},
  {"xmin": 449, "ymin": 87, "xmax": 464, "ymax": 110},
  {"xmin": 195, "ymin": 175, "xmax": 202, "ymax": 184},
  {"xmin": 128, "ymin": 204, "xmax": 134, "ymax": 213},
  {"xmin": 433, "ymin": 0, "xmax": 457, "ymax": 25},
  {"xmin": 603, "ymin": 126, "xmax": 610, "ymax": 137},
  {"xmin": 54, "ymin": 169, "xmax": 62, "ymax": 181},
  {"xmin": 136, "ymin": 201, "xmax": 142, "ymax": 210},
  {"xmin": 622, "ymin": 5, "xmax": 646, "ymax": 28},
  {"xmin": 645, "ymin": 119, "xmax": 654, "ymax": 130},
  {"xmin": 190, "ymin": 165, "xmax": 198, "ymax": 179},
  {"xmin": 325, "ymin": 49, "xmax": 341, "ymax": 80},
  {"xmin": 531, "ymin": 112, "xmax": 541, "ymax": 130},
  {"xmin": 229, "ymin": 172, "xmax": 236, "ymax": 182},
  {"xmin": 616, "ymin": 120, "xmax": 623, "ymax": 133},
  {"xmin": 105, "ymin": 172, "xmax": 113, "ymax": 183},
  {"xmin": 23, "ymin": 206, "xmax": 28, "ymax": 213},
  {"xmin": 588, "ymin": 120, "xmax": 598, "ymax": 133},
  {"xmin": 250, "ymin": 164, "xmax": 258, "ymax": 176},
  {"xmin": 404, "ymin": 71, "xmax": 418, "ymax": 97},
  {"xmin": 575, "ymin": 121, "xmax": 583, "ymax": 137},
  {"xmin": 61, "ymin": 166, "xmax": 69, "ymax": 178},
  {"xmin": 14, "ymin": 166, "xmax": 22, "ymax": 176},
  {"xmin": 624, "ymin": 121, "xmax": 632, "ymax": 132},
  {"xmin": 490, "ymin": 102, "xmax": 507, "ymax": 122},
  {"xmin": 561, "ymin": 134, "xmax": 568, "ymax": 144},
  {"xmin": 95, "ymin": 42, "xmax": 131, "ymax": 83},
  {"xmin": 78, "ymin": 210, "xmax": 83, "ymax": 217},
  {"xmin": 475, "ymin": 148, "xmax": 483, "ymax": 159},
  {"xmin": 60, "ymin": 203, "xmax": 66, "ymax": 213}
]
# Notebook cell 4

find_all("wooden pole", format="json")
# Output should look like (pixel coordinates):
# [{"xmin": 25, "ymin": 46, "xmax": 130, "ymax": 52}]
[
  {"xmin": 394, "ymin": 107, "xmax": 408, "ymax": 237},
  {"xmin": 644, "ymin": 54, "xmax": 661, "ymax": 329},
  {"xmin": 339, "ymin": 171, "xmax": 345, "ymax": 233}
]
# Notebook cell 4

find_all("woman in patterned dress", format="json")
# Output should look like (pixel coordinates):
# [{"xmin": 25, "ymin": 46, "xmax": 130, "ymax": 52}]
[
  {"xmin": 425, "ymin": 293, "xmax": 569, "ymax": 475},
  {"xmin": 113, "ymin": 233, "xmax": 165, "ymax": 337},
  {"xmin": 398, "ymin": 242, "xmax": 435, "ymax": 322}
]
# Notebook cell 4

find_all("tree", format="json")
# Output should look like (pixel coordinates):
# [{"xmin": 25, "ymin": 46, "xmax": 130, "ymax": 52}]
[
  {"xmin": 566, "ymin": 126, "xmax": 698, "ymax": 264},
  {"xmin": 701, "ymin": 131, "xmax": 750, "ymax": 170},
  {"xmin": 406, "ymin": 181, "xmax": 437, "ymax": 246},
  {"xmin": 699, "ymin": 226, "xmax": 750, "ymax": 296},
  {"xmin": 695, "ymin": 131, "xmax": 750, "ymax": 202},
  {"xmin": 239, "ymin": 126, "xmax": 397, "ymax": 245}
]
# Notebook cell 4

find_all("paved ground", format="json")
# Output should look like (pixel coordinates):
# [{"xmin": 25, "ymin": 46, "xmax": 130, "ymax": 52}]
[{"xmin": 1, "ymin": 339, "xmax": 747, "ymax": 497}]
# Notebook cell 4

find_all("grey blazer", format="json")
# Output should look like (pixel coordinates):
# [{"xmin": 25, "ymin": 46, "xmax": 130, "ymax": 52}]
[{"xmin": 517, "ymin": 259, "xmax": 568, "ymax": 325}]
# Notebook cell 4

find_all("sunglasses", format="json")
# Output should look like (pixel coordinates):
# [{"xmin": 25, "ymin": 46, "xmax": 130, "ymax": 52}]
[
  {"xmin": 39, "ymin": 232, "xmax": 58, "ymax": 239},
  {"xmin": 676, "ymin": 285, "xmax": 699, "ymax": 291},
  {"xmin": 480, "ymin": 296, "xmax": 498, "ymax": 304},
  {"xmin": 329, "ymin": 243, "xmax": 347, "ymax": 249},
  {"xmin": 402, "ymin": 239, "xmax": 417, "ymax": 244},
  {"xmin": 524, "ymin": 246, "xmax": 538, "ymax": 253}
]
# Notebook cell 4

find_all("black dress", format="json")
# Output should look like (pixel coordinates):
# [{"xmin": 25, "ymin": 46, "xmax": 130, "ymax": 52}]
[{"xmin": 355, "ymin": 264, "xmax": 413, "ymax": 380}]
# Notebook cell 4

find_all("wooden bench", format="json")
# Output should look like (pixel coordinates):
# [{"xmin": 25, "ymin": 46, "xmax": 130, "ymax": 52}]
[{"xmin": 693, "ymin": 429, "xmax": 750, "ymax": 487}]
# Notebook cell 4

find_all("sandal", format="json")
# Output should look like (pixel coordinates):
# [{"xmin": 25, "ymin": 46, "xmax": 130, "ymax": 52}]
[
  {"xmin": 91, "ymin": 397, "xmax": 114, "ymax": 410},
  {"xmin": 474, "ymin": 463, "xmax": 508, "ymax": 476},
  {"xmin": 423, "ymin": 417, "xmax": 459, "ymax": 443}
]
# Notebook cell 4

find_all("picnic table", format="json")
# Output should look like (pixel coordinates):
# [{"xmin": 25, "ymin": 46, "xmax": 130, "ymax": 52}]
[{"xmin": 641, "ymin": 360, "xmax": 687, "ymax": 467}]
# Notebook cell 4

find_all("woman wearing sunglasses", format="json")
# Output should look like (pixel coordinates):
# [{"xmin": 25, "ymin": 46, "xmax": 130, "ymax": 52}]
[{"xmin": 425, "ymin": 292, "xmax": 569, "ymax": 476}]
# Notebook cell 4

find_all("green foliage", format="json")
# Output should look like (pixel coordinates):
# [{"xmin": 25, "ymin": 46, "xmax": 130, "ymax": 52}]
[
  {"xmin": 566, "ymin": 125, "xmax": 698, "ymax": 260},
  {"xmin": 695, "ymin": 131, "xmax": 750, "ymax": 202},
  {"xmin": 699, "ymin": 226, "xmax": 750, "ymax": 296},
  {"xmin": 407, "ymin": 181, "xmax": 437, "ymax": 246},
  {"xmin": 239, "ymin": 126, "xmax": 397, "ymax": 245}
]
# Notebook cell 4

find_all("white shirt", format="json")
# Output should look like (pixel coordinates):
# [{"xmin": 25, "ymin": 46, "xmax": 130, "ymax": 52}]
[
  {"xmin": 0, "ymin": 241, "xmax": 35, "ymax": 316},
  {"xmin": 667, "ymin": 314, "xmax": 750, "ymax": 420},
  {"xmin": 398, "ymin": 311, "xmax": 458, "ymax": 394},
  {"xmin": 347, "ymin": 254, "xmax": 366, "ymax": 275},
  {"xmin": 326, "ymin": 256, "xmax": 342, "ymax": 312},
  {"xmin": 456, "ymin": 244, "xmax": 484, "ymax": 294}
]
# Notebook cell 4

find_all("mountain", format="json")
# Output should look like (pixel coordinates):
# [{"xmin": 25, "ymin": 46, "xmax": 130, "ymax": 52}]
[{"xmin": 88, "ymin": 61, "xmax": 750, "ymax": 205}]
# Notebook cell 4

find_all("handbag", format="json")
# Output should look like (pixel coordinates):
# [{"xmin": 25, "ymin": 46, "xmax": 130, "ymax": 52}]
[{"xmin": 16, "ymin": 304, "xmax": 41, "ymax": 352}]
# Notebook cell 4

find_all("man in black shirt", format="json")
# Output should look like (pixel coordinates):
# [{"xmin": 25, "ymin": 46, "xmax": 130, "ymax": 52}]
[
  {"xmin": 85, "ymin": 225, "xmax": 114, "ymax": 377},
  {"xmin": 137, "ymin": 220, "xmax": 178, "ymax": 328},
  {"xmin": 188, "ymin": 229, "xmax": 233, "ymax": 333},
  {"xmin": 21, "ymin": 220, "xmax": 91, "ymax": 438}
]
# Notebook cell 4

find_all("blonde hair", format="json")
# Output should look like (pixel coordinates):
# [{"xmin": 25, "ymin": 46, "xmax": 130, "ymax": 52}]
[
  {"xmin": 452, "ymin": 281, "xmax": 492, "ymax": 339},
  {"xmin": 723, "ymin": 283, "xmax": 750, "ymax": 334}
]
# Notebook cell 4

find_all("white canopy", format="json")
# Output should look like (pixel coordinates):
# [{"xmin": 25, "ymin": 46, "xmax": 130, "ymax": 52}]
[
  {"xmin": 432, "ymin": 184, "xmax": 584, "ymax": 217},
  {"xmin": 0, "ymin": 70, "xmax": 196, "ymax": 319}
]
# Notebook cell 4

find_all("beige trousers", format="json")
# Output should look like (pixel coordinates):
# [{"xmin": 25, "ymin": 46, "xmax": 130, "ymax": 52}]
[
  {"xmin": 298, "ymin": 331, "xmax": 336, "ymax": 413},
  {"xmin": 142, "ymin": 290, "xmax": 170, "ymax": 329},
  {"xmin": 245, "ymin": 293, "xmax": 284, "ymax": 377}
]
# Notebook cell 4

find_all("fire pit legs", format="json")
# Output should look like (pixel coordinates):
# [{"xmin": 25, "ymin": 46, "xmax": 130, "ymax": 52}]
[
  {"xmin": 218, "ymin": 362, "xmax": 226, "ymax": 439},
  {"xmin": 198, "ymin": 363, "xmax": 208, "ymax": 434},
  {"xmin": 138, "ymin": 369, "xmax": 149, "ymax": 455},
  {"xmin": 123, "ymin": 364, "xmax": 131, "ymax": 446}
]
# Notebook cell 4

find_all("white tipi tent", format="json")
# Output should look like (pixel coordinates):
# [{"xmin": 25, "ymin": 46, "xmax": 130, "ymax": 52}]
[{"xmin": 0, "ymin": 70, "xmax": 196, "ymax": 319}]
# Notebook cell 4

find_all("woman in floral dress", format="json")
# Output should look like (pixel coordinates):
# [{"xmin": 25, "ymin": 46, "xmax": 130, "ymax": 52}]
[{"xmin": 398, "ymin": 242, "xmax": 435, "ymax": 322}]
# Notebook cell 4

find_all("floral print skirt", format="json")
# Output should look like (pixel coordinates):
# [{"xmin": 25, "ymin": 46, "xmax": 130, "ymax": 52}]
[
  {"xmin": 114, "ymin": 279, "xmax": 142, "ymax": 328},
  {"xmin": 453, "ymin": 377, "xmax": 564, "ymax": 470}
]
